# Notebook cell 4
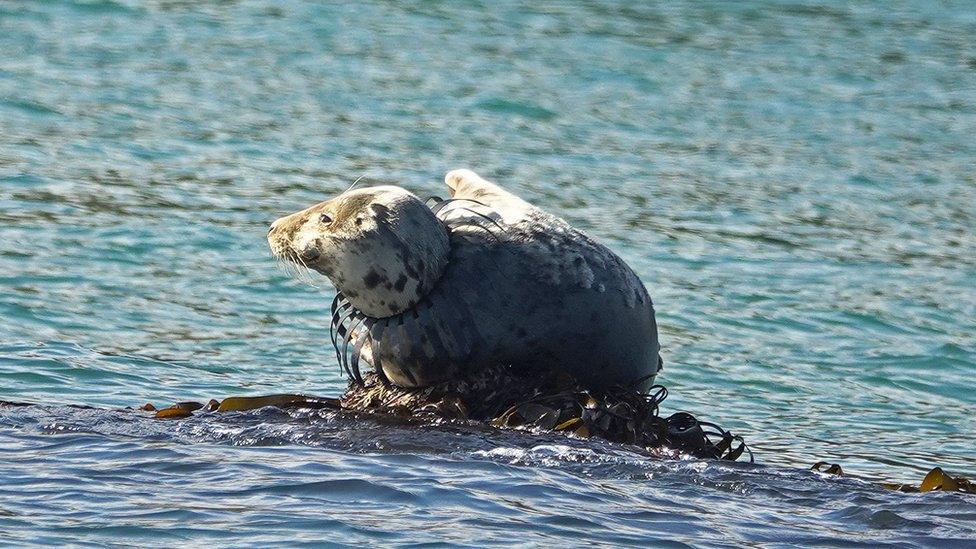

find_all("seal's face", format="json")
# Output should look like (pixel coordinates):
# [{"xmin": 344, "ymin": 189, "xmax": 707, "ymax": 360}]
[{"xmin": 268, "ymin": 186, "xmax": 450, "ymax": 318}]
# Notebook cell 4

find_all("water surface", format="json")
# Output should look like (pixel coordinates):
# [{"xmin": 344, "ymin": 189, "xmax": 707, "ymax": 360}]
[{"xmin": 2, "ymin": 0, "xmax": 975, "ymax": 546}]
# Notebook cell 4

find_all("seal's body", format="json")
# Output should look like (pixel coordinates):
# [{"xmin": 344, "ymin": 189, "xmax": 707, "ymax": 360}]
[{"xmin": 268, "ymin": 170, "xmax": 661, "ymax": 393}]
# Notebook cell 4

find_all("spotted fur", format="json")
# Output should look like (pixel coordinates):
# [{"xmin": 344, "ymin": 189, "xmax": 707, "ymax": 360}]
[{"xmin": 269, "ymin": 171, "xmax": 662, "ymax": 393}]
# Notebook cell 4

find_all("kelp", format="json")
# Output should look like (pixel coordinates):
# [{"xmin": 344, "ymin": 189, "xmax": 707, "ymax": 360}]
[
  {"xmin": 215, "ymin": 394, "xmax": 339, "ymax": 412},
  {"xmin": 811, "ymin": 461, "xmax": 844, "ymax": 476},
  {"xmin": 811, "ymin": 461, "xmax": 976, "ymax": 494},
  {"xmin": 884, "ymin": 467, "xmax": 976, "ymax": 494},
  {"xmin": 339, "ymin": 364, "xmax": 752, "ymax": 462},
  {"xmin": 141, "ymin": 394, "xmax": 341, "ymax": 419}
]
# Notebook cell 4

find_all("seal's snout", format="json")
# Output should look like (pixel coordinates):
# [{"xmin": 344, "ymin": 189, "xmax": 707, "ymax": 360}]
[
  {"xmin": 267, "ymin": 212, "xmax": 306, "ymax": 264},
  {"xmin": 266, "ymin": 218, "xmax": 287, "ymax": 257}
]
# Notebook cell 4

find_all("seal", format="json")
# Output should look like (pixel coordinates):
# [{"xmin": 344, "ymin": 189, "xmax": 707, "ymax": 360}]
[{"xmin": 268, "ymin": 170, "xmax": 662, "ymax": 393}]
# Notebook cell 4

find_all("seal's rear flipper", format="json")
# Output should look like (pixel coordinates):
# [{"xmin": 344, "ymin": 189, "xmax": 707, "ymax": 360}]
[{"xmin": 443, "ymin": 169, "xmax": 536, "ymax": 224}]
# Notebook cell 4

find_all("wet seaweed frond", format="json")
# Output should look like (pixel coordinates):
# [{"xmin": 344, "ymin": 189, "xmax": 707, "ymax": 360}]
[{"xmin": 340, "ymin": 365, "xmax": 753, "ymax": 462}]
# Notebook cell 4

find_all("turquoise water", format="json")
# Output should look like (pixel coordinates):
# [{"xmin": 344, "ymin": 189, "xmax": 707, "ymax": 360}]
[{"xmin": 2, "ymin": 0, "xmax": 975, "ymax": 546}]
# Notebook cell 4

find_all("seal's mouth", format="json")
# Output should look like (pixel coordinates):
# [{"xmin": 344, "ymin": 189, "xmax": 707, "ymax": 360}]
[
  {"xmin": 277, "ymin": 245, "xmax": 325, "ymax": 271},
  {"xmin": 275, "ymin": 247, "xmax": 320, "ymax": 267},
  {"xmin": 301, "ymin": 249, "xmax": 321, "ymax": 262}
]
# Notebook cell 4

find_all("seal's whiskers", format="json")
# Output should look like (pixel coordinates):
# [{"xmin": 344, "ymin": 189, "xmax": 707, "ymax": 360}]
[
  {"xmin": 343, "ymin": 174, "xmax": 367, "ymax": 194},
  {"xmin": 292, "ymin": 254, "xmax": 321, "ymax": 289}
]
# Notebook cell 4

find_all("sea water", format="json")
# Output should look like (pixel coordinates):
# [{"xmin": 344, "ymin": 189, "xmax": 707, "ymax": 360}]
[{"xmin": 1, "ymin": 1, "xmax": 975, "ymax": 546}]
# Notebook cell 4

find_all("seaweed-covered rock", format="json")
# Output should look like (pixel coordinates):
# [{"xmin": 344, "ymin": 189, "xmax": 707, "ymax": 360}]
[{"xmin": 340, "ymin": 365, "xmax": 752, "ymax": 462}]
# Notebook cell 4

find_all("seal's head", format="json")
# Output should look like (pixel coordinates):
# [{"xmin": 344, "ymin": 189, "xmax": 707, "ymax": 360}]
[{"xmin": 268, "ymin": 186, "xmax": 450, "ymax": 317}]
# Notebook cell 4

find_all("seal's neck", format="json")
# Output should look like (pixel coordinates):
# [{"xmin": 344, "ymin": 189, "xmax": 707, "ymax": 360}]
[{"xmin": 329, "ymin": 202, "xmax": 451, "ymax": 318}]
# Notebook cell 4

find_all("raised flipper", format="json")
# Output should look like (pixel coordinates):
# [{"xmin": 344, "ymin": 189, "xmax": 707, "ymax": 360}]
[{"xmin": 443, "ymin": 169, "xmax": 536, "ymax": 225}]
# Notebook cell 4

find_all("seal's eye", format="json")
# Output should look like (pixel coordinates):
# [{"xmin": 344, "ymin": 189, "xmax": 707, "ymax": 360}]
[{"xmin": 319, "ymin": 213, "xmax": 333, "ymax": 224}]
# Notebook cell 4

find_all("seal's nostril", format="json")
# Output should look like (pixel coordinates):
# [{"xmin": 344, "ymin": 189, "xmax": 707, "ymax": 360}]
[
  {"xmin": 268, "ymin": 223, "xmax": 276, "ymax": 235},
  {"xmin": 304, "ymin": 249, "xmax": 321, "ymax": 261}
]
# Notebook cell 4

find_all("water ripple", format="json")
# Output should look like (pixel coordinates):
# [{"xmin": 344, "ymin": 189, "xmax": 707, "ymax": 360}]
[{"xmin": 2, "ymin": 0, "xmax": 975, "ymax": 545}]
